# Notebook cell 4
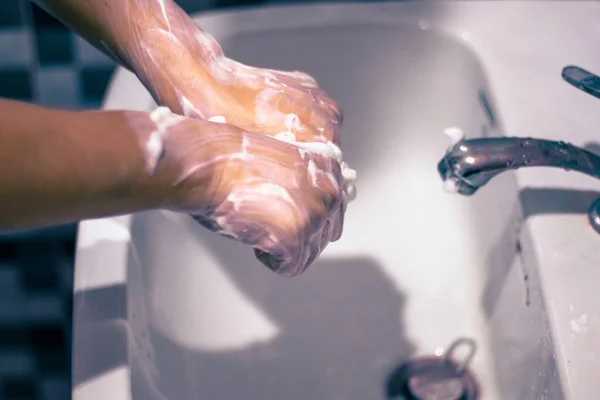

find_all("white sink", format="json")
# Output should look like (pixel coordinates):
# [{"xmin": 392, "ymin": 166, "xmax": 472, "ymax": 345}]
[{"xmin": 73, "ymin": 2, "xmax": 600, "ymax": 399}]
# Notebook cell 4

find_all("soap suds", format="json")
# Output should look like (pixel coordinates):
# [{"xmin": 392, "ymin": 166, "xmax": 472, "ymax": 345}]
[
  {"xmin": 180, "ymin": 95, "xmax": 203, "ymax": 118},
  {"xmin": 284, "ymin": 113, "xmax": 302, "ymax": 132},
  {"xmin": 444, "ymin": 126, "xmax": 465, "ymax": 146},
  {"xmin": 156, "ymin": 0, "xmax": 170, "ymax": 29},
  {"xmin": 144, "ymin": 107, "xmax": 186, "ymax": 173},
  {"xmin": 307, "ymin": 160, "xmax": 319, "ymax": 186},
  {"xmin": 145, "ymin": 133, "xmax": 163, "ymax": 172},
  {"xmin": 208, "ymin": 115, "xmax": 227, "ymax": 123},
  {"xmin": 274, "ymin": 113, "xmax": 357, "ymax": 204},
  {"xmin": 440, "ymin": 127, "xmax": 465, "ymax": 194},
  {"xmin": 570, "ymin": 313, "xmax": 588, "ymax": 333},
  {"xmin": 443, "ymin": 178, "xmax": 459, "ymax": 193},
  {"xmin": 274, "ymin": 131, "xmax": 296, "ymax": 143}
]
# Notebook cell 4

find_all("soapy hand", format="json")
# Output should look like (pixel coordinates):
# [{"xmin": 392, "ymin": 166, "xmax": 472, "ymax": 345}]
[
  {"xmin": 27, "ymin": 0, "xmax": 355, "ymax": 275},
  {"xmin": 172, "ymin": 47, "xmax": 345, "ymax": 145},
  {"xmin": 148, "ymin": 108, "xmax": 348, "ymax": 277},
  {"xmin": 90, "ymin": 0, "xmax": 354, "ymax": 274},
  {"xmin": 119, "ymin": 1, "xmax": 342, "ymax": 145}
]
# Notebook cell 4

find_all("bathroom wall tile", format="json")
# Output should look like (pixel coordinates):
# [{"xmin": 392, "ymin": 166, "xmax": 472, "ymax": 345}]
[
  {"xmin": 0, "ymin": 351, "xmax": 36, "ymax": 377},
  {"xmin": 0, "ymin": 0, "xmax": 24, "ymax": 28},
  {"xmin": 33, "ymin": 67, "xmax": 78, "ymax": 109},
  {"xmin": 57, "ymin": 258, "xmax": 75, "ymax": 293},
  {"xmin": 0, "ymin": 306, "xmax": 26, "ymax": 325},
  {"xmin": 75, "ymin": 36, "xmax": 115, "ymax": 67},
  {"xmin": 0, "ymin": 242, "xmax": 17, "ymax": 262},
  {"xmin": 40, "ymin": 377, "xmax": 71, "ymax": 400},
  {"xmin": 30, "ymin": 3, "xmax": 65, "ymax": 29},
  {"xmin": 24, "ymin": 296, "xmax": 65, "ymax": 322},
  {"xmin": 0, "ymin": 269, "xmax": 21, "ymax": 302},
  {"xmin": 29, "ymin": 325, "xmax": 69, "ymax": 375},
  {"xmin": 30, "ymin": 2, "xmax": 73, "ymax": 66},
  {"xmin": 213, "ymin": 0, "xmax": 269, "ymax": 8},
  {"xmin": 0, "ymin": 327, "xmax": 29, "ymax": 351},
  {"xmin": 0, "ymin": 69, "xmax": 33, "ymax": 100},
  {"xmin": 35, "ymin": 347, "xmax": 70, "ymax": 376},
  {"xmin": 175, "ymin": 0, "xmax": 218, "ymax": 12},
  {"xmin": 0, "ymin": 307, "xmax": 24, "ymax": 325},
  {"xmin": 80, "ymin": 66, "xmax": 116, "ymax": 103},
  {"xmin": 16, "ymin": 241, "xmax": 61, "ymax": 293},
  {"xmin": 2, "ymin": 377, "xmax": 38, "ymax": 399},
  {"xmin": 34, "ymin": 29, "xmax": 74, "ymax": 66},
  {"xmin": 0, "ymin": 30, "xmax": 33, "ymax": 68}
]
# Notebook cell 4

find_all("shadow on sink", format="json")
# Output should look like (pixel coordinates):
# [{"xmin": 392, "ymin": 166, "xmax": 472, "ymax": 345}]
[
  {"xmin": 131, "ymin": 253, "xmax": 416, "ymax": 400},
  {"xmin": 73, "ymin": 236, "xmax": 416, "ymax": 400},
  {"xmin": 520, "ymin": 188, "xmax": 600, "ymax": 218}
]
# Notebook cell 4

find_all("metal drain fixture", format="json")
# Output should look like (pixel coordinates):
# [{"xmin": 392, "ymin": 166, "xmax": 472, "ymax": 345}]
[{"xmin": 386, "ymin": 338, "xmax": 479, "ymax": 400}]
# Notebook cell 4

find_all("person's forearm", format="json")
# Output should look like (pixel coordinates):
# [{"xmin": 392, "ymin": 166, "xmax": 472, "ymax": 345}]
[
  {"xmin": 31, "ymin": 0, "xmax": 220, "ymax": 115},
  {"xmin": 0, "ymin": 99, "xmax": 177, "ymax": 230},
  {"xmin": 31, "ymin": 0, "xmax": 195, "ymax": 67}
]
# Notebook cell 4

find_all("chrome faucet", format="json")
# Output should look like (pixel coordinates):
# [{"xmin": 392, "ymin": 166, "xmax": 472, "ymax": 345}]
[
  {"xmin": 437, "ymin": 135, "xmax": 600, "ymax": 196},
  {"xmin": 437, "ymin": 65, "xmax": 600, "ymax": 232}
]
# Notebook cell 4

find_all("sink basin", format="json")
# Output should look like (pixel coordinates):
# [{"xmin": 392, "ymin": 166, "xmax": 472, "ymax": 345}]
[{"xmin": 73, "ymin": 2, "xmax": 600, "ymax": 400}]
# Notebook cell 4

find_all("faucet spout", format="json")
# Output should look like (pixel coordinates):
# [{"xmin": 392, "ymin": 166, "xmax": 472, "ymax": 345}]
[{"xmin": 437, "ymin": 136, "xmax": 600, "ymax": 196}]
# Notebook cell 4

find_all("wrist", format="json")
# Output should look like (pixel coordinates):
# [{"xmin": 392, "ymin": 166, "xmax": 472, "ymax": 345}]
[
  {"xmin": 0, "ymin": 104, "xmax": 183, "ymax": 229},
  {"xmin": 123, "ymin": 13, "xmax": 234, "ymax": 118},
  {"xmin": 66, "ymin": 109, "xmax": 185, "ymax": 215},
  {"xmin": 131, "ymin": 108, "xmax": 234, "ymax": 214},
  {"xmin": 110, "ymin": 109, "xmax": 185, "ymax": 212}
]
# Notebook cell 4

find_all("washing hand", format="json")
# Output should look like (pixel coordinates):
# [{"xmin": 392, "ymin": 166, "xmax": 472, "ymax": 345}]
[
  {"xmin": 164, "ymin": 45, "xmax": 343, "ymax": 146},
  {"xmin": 116, "ymin": 1, "xmax": 351, "ymax": 274},
  {"xmin": 30, "ymin": 0, "xmax": 353, "ymax": 275},
  {"xmin": 167, "ymin": 54, "xmax": 343, "ymax": 145},
  {"xmin": 144, "ymin": 108, "xmax": 346, "ymax": 276},
  {"xmin": 106, "ymin": 0, "xmax": 343, "ymax": 145}
]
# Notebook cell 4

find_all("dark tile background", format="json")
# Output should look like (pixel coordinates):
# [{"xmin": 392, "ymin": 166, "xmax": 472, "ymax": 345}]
[{"xmin": 0, "ymin": 0, "xmax": 371, "ymax": 399}]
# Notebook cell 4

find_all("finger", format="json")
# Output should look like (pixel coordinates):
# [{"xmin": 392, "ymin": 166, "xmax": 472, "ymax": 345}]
[
  {"xmin": 254, "ymin": 246, "xmax": 289, "ymax": 273},
  {"xmin": 302, "ymin": 215, "xmax": 334, "ymax": 271},
  {"xmin": 227, "ymin": 188, "xmax": 308, "ymax": 276},
  {"xmin": 303, "ymin": 245, "xmax": 321, "ymax": 271},
  {"xmin": 261, "ymin": 192, "xmax": 328, "ymax": 277},
  {"xmin": 320, "ymin": 219, "xmax": 334, "ymax": 249},
  {"xmin": 305, "ymin": 109, "xmax": 342, "ymax": 145},
  {"xmin": 308, "ymin": 153, "xmax": 344, "ymax": 201},
  {"xmin": 254, "ymin": 88, "xmax": 328, "ymax": 143},
  {"xmin": 244, "ymin": 218, "xmax": 297, "ymax": 275},
  {"xmin": 330, "ymin": 201, "xmax": 345, "ymax": 242},
  {"xmin": 239, "ymin": 200, "xmax": 303, "ymax": 248},
  {"xmin": 307, "ymin": 86, "xmax": 343, "ymax": 123},
  {"xmin": 251, "ymin": 86, "xmax": 341, "ymax": 145},
  {"xmin": 273, "ymin": 176, "xmax": 338, "ymax": 275},
  {"xmin": 297, "ymin": 157, "xmax": 343, "ymax": 250},
  {"xmin": 270, "ymin": 69, "xmax": 319, "ymax": 88},
  {"xmin": 189, "ymin": 214, "xmax": 220, "ymax": 232},
  {"xmin": 254, "ymin": 234, "xmax": 302, "ymax": 277},
  {"xmin": 254, "ymin": 249, "xmax": 278, "ymax": 271},
  {"xmin": 292, "ymin": 94, "xmax": 341, "ymax": 144},
  {"xmin": 324, "ymin": 174, "xmax": 345, "ymax": 243}
]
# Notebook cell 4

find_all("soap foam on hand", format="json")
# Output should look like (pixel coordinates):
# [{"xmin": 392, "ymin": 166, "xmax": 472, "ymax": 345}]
[{"xmin": 274, "ymin": 115, "xmax": 357, "ymax": 204}]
